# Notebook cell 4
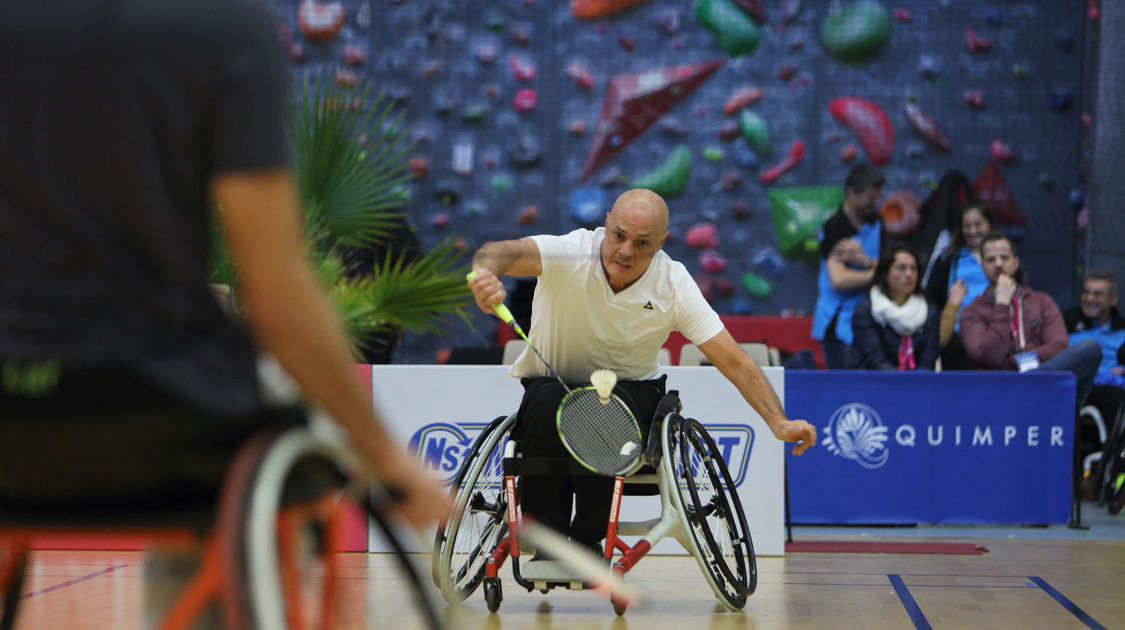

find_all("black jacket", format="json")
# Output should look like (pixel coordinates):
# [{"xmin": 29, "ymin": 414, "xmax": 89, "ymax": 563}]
[{"xmin": 851, "ymin": 297, "xmax": 941, "ymax": 370}]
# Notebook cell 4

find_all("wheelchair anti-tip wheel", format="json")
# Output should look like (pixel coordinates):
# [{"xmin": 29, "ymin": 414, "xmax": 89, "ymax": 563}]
[
  {"xmin": 432, "ymin": 414, "xmax": 514, "ymax": 602},
  {"xmin": 664, "ymin": 416, "xmax": 756, "ymax": 610}
]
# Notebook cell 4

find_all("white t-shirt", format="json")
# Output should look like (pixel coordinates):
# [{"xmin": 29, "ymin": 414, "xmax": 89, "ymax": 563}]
[{"xmin": 510, "ymin": 228, "xmax": 724, "ymax": 383}]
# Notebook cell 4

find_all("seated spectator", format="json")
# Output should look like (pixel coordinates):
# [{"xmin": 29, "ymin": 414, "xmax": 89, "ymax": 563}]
[
  {"xmin": 1065, "ymin": 269, "xmax": 1125, "ymax": 387},
  {"xmin": 924, "ymin": 201, "xmax": 993, "ymax": 369},
  {"xmin": 852, "ymin": 243, "xmax": 940, "ymax": 370},
  {"xmin": 1064, "ymin": 269, "xmax": 1125, "ymax": 471},
  {"xmin": 961, "ymin": 233, "xmax": 1101, "ymax": 410}
]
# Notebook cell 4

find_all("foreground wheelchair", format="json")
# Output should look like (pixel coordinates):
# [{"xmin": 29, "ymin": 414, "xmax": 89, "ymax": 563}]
[
  {"xmin": 431, "ymin": 392, "xmax": 756, "ymax": 615},
  {"xmin": 0, "ymin": 422, "xmax": 440, "ymax": 630}
]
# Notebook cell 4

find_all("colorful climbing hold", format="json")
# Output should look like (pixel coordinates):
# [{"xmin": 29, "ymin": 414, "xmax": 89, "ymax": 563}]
[
  {"xmin": 974, "ymin": 161, "xmax": 1026, "ymax": 226},
  {"xmin": 840, "ymin": 144, "xmax": 857, "ymax": 162},
  {"xmin": 699, "ymin": 250, "xmax": 728, "ymax": 273},
  {"xmin": 821, "ymin": 0, "xmax": 892, "ymax": 63},
  {"xmin": 723, "ymin": 87, "xmax": 765, "ymax": 115},
  {"xmin": 570, "ymin": 187, "xmax": 609, "ymax": 224},
  {"xmin": 431, "ymin": 213, "xmax": 451, "ymax": 229},
  {"xmin": 991, "ymin": 139, "xmax": 1014, "ymax": 162},
  {"xmin": 566, "ymin": 61, "xmax": 595, "ymax": 90},
  {"xmin": 509, "ymin": 55, "xmax": 536, "ymax": 82},
  {"xmin": 696, "ymin": 0, "xmax": 762, "ymax": 57},
  {"xmin": 905, "ymin": 103, "xmax": 950, "ymax": 150},
  {"xmin": 298, "ymin": 0, "xmax": 346, "ymax": 40},
  {"xmin": 741, "ymin": 272, "xmax": 773, "ymax": 300},
  {"xmin": 632, "ymin": 146, "xmax": 693, "ymax": 197},
  {"xmin": 759, "ymin": 140, "xmax": 805, "ymax": 184},
  {"xmin": 768, "ymin": 186, "xmax": 844, "ymax": 260},
  {"xmin": 879, "ymin": 190, "xmax": 922, "ymax": 237},
  {"xmin": 410, "ymin": 156, "xmax": 429, "ymax": 178},
  {"xmin": 893, "ymin": 8, "xmax": 912, "ymax": 22},
  {"xmin": 571, "ymin": 0, "xmax": 654, "ymax": 20},
  {"xmin": 703, "ymin": 146, "xmax": 725, "ymax": 162},
  {"xmin": 517, "ymin": 205, "xmax": 538, "ymax": 225},
  {"xmin": 685, "ymin": 222, "xmax": 720, "ymax": 249},
  {"xmin": 513, "ymin": 89, "xmax": 538, "ymax": 113},
  {"xmin": 963, "ymin": 91, "xmax": 984, "ymax": 108},
  {"xmin": 829, "ymin": 97, "xmax": 893, "ymax": 165},
  {"xmin": 344, "ymin": 45, "xmax": 366, "ymax": 66},
  {"xmin": 1049, "ymin": 88, "xmax": 1074, "ymax": 111},
  {"xmin": 731, "ymin": 200, "xmax": 753, "ymax": 221},
  {"xmin": 580, "ymin": 60, "xmax": 724, "ymax": 181},
  {"xmin": 965, "ymin": 28, "xmax": 993, "ymax": 52},
  {"xmin": 718, "ymin": 120, "xmax": 742, "ymax": 142},
  {"xmin": 739, "ymin": 110, "xmax": 772, "ymax": 156}
]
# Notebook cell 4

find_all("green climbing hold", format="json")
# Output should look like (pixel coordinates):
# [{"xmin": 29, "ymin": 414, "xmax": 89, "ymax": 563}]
[
  {"xmin": 821, "ymin": 0, "xmax": 892, "ymax": 64},
  {"xmin": 632, "ymin": 146, "xmax": 692, "ymax": 198},
  {"xmin": 462, "ymin": 104, "xmax": 488, "ymax": 124},
  {"xmin": 739, "ymin": 110, "xmax": 771, "ymax": 157},
  {"xmin": 696, "ymin": 0, "xmax": 762, "ymax": 57},
  {"xmin": 741, "ymin": 272, "xmax": 773, "ymax": 300},
  {"xmin": 703, "ymin": 146, "xmax": 725, "ymax": 162},
  {"xmin": 768, "ymin": 187, "xmax": 845, "ymax": 261}
]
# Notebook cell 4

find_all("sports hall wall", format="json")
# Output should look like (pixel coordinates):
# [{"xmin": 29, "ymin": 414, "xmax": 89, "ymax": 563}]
[{"xmin": 268, "ymin": 1, "xmax": 1097, "ymax": 363}]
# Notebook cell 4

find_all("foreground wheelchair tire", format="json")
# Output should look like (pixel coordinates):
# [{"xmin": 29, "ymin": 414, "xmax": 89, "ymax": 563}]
[
  {"xmin": 433, "ymin": 414, "xmax": 514, "ymax": 602},
  {"xmin": 664, "ymin": 417, "xmax": 756, "ymax": 610}
]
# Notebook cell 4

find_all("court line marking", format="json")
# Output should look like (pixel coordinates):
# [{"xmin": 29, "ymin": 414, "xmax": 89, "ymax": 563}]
[
  {"xmin": 888, "ymin": 574, "xmax": 932, "ymax": 630},
  {"xmin": 1029, "ymin": 576, "xmax": 1107, "ymax": 630},
  {"xmin": 22, "ymin": 564, "xmax": 127, "ymax": 600}
]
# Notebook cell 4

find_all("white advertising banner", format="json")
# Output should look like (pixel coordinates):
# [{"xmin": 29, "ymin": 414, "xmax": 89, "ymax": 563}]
[{"xmin": 368, "ymin": 365, "xmax": 785, "ymax": 556}]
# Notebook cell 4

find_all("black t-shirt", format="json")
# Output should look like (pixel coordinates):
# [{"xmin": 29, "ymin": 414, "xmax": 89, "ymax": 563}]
[
  {"xmin": 818, "ymin": 206, "xmax": 880, "ymax": 260},
  {"xmin": 0, "ymin": 0, "xmax": 290, "ymax": 416}
]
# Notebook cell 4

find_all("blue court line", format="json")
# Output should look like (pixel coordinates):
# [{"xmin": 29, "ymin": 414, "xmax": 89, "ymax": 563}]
[
  {"xmin": 1030, "ymin": 576, "xmax": 1107, "ymax": 630},
  {"xmin": 22, "ymin": 564, "xmax": 126, "ymax": 600},
  {"xmin": 888, "ymin": 574, "xmax": 932, "ymax": 630}
]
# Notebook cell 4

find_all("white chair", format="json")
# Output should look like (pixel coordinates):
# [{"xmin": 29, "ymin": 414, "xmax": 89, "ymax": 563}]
[
  {"xmin": 680, "ymin": 343, "xmax": 779, "ymax": 367},
  {"xmin": 501, "ymin": 339, "xmax": 527, "ymax": 365},
  {"xmin": 678, "ymin": 344, "xmax": 707, "ymax": 366},
  {"xmin": 657, "ymin": 347, "xmax": 672, "ymax": 366}
]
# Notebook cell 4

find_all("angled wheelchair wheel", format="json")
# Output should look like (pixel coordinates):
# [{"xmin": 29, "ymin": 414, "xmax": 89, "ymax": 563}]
[
  {"xmin": 663, "ymin": 417, "xmax": 755, "ymax": 610},
  {"xmin": 433, "ymin": 414, "xmax": 514, "ymax": 602}
]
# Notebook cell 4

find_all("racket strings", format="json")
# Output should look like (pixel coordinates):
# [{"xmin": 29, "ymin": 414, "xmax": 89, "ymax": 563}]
[{"xmin": 557, "ymin": 389, "xmax": 641, "ymax": 475}]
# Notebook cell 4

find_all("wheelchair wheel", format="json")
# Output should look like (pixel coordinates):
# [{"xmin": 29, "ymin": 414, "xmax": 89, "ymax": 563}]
[
  {"xmin": 434, "ymin": 414, "xmax": 514, "ymax": 602},
  {"xmin": 664, "ymin": 417, "xmax": 756, "ymax": 610},
  {"xmin": 1097, "ymin": 418, "xmax": 1125, "ymax": 507}
]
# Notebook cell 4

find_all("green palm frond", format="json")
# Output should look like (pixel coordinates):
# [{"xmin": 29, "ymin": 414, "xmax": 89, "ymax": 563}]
[
  {"xmin": 290, "ymin": 72, "xmax": 413, "ymax": 252},
  {"xmin": 357, "ymin": 238, "xmax": 474, "ymax": 336}
]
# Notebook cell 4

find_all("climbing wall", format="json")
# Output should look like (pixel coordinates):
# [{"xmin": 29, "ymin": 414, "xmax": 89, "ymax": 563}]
[{"xmin": 270, "ymin": 0, "xmax": 1094, "ymax": 362}]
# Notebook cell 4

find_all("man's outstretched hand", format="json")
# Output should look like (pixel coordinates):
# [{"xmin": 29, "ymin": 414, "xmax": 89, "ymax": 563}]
[{"xmin": 772, "ymin": 419, "xmax": 817, "ymax": 455}]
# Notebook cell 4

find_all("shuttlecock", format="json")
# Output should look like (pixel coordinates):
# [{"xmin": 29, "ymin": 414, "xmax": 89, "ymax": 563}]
[{"xmin": 591, "ymin": 369, "xmax": 616, "ymax": 404}]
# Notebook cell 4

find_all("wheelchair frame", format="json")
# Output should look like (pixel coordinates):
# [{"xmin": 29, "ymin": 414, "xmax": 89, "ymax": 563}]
[
  {"xmin": 0, "ymin": 427, "xmax": 443, "ymax": 630},
  {"xmin": 432, "ymin": 395, "xmax": 757, "ymax": 616}
]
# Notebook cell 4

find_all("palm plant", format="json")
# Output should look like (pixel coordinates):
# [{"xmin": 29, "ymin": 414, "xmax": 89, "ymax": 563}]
[{"xmin": 214, "ymin": 70, "xmax": 473, "ymax": 356}]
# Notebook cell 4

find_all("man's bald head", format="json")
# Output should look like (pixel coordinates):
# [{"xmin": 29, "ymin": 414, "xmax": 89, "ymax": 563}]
[
  {"xmin": 609, "ymin": 188, "xmax": 669, "ymax": 235},
  {"xmin": 600, "ymin": 188, "xmax": 670, "ymax": 292}
]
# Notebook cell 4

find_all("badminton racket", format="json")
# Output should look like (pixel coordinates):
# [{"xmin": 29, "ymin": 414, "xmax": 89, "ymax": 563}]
[
  {"xmin": 467, "ymin": 271, "xmax": 569, "ymax": 392},
  {"xmin": 466, "ymin": 273, "xmax": 642, "ymax": 475}
]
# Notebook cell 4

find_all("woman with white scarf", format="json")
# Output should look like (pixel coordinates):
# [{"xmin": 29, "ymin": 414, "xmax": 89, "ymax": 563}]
[{"xmin": 851, "ymin": 243, "xmax": 941, "ymax": 370}]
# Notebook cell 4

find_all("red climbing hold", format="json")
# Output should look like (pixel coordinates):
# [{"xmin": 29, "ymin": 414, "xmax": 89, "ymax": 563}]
[
  {"xmin": 759, "ymin": 139, "xmax": 805, "ymax": 184},
  {"xmin": 829, "ymin": 97, "xmax": 894, "ymax": 165},
  {"xmin": 905, "ymin": 103, "xmax": 950, "ymax": 151}
]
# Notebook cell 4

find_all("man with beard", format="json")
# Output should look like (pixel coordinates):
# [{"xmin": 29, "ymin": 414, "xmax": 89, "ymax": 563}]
[
  {"xmin": 811, "ymin": 164, "xmax": 887, "ymax": 369},
  {"xmin": 960, "ymin": 233, "xmax": 1101, "ymax": 409},
  {"xmin": 467, "ymin": 188, "xmax": 817, "ymax": 557}
]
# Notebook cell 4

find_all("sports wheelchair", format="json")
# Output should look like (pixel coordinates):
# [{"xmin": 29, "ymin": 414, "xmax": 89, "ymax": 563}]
[
  {"xmin": 0, "ymin": 419, "xmax": 440, "ymax": 630},
  {"xmin": 431, "ymin": 391, "xmax": 756, "ymax": 615}
]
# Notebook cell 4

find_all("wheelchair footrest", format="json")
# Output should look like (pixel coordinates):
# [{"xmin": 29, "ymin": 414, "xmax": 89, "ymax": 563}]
[{"xmin": 518, "ymin": 559, "xmax": 587, "ymax": 589}]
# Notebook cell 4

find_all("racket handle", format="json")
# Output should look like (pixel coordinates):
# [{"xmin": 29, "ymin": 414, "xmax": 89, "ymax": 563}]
[{"xmin": 466, "ymin": 271, "xmax": 516, "ymax": 325}]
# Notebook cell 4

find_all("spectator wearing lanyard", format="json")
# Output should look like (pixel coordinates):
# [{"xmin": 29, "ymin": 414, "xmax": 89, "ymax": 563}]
[
  {"xmin": 851, "ymin": 242, "xmax": 940, "ymax": 370},
  {"xmin": 960, "ymin": 233, "xmax": 1101, "ymax": 410}
]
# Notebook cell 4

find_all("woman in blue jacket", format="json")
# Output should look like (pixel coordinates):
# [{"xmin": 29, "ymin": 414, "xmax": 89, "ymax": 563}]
[{"xmin": 852, "ymin": 243, "xmax": 940, "ymax": 370}]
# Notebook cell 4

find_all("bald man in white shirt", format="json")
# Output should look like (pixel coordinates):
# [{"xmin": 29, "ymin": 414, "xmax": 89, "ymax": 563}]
[{"xmin": 468, "ymin": 188, "xmax": 815, "ymax": 552}]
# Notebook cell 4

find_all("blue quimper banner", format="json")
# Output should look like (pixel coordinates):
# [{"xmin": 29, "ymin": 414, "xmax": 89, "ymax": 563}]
[{"xmin": 784, "ymin": 370, "xmax": 1075, "ymax": 524}]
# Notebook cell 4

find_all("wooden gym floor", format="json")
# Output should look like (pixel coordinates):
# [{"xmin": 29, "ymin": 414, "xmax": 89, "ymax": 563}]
[{"xmin": 10, "ymin": 528, "xmax": 1125, "ymax": 629}]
